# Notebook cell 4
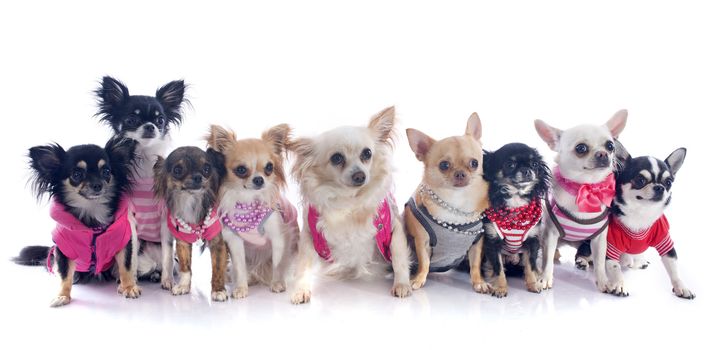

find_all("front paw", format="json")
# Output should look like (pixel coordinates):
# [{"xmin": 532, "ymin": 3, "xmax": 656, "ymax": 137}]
[
  {"xmin": 672, "ymin": 284, "xmax": 695, "ymax": 299},
  {"xmin": 50, "ymin": 295, "xmax": 71, "ymax": 307},
  {"xmin": 575, "ymin": 257, "xmax": 590, "ymax": 271},
  {"xmin": 171, "ymin": 284, "xmax": 190, "ymax": 296},
  {"xmin": 596, "ymin": 277, "xmax": 612, "ymax": 294},
  {"xmin": 526, "ymin": 280, "xmax": 543, "ymax": 294},
  {"xmin": 472, "ymin": 282, "xmax": 492, "ymax": 294},
  {"xmin": 290, "ymin": 288, "xmax": 311, "ymax": 304},
  {"xmin": 118, "ymin": 284, "xmax": 142, "ymax": 299},
  {"xmin": 539, "ymin": 273, "xmax": 554, "ymax": 290},
  {"xmin": 211, "ymin": 290, "xmax": 228, "ymax": 302},
  {"xmin": 606, "ymin": 280, "xmax": 629, "ymax": 297},
  {"xmin": 161, "ymin": 277, "xmax": 174, "ymax": 291},
  {"xmin": 391, "ymin": 283, "xmax": 413, "ymax": 298},
  {"xmin": 410, "ymin": 275, "xmax": 427, "ymax": 290},
  {"xmin": 270, "ymin": 281, "xmax": 286, "ymax": 293},
  {"xmin": 491, "ymin": 284, "xmax": 508, "ymax": 298},
  {"xmin": 231, "ymin": 286, "xmax": 248, "ymax": 299}
]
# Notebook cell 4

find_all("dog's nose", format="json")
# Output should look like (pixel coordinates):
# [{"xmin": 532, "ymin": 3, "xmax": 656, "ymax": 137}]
[
  {"xmin": 522, "ymin": 168, "xmax": 534, "ymax": 180},
  {"xmin": 653, "ymin": 185, "xmax": 664, "ymax": 194},
  {"xmin": 91, "ymin": 183, "xmax": 103, "ymax": 192},
  {"xmin": 352, "ymin": 171, "xmax": 366, "ymax": 186},
  {"xmin": 594, "ymin": 151, "xmax": 609, "ymax": 161},
  {"xmin": 192, "ymin": 175, "xmax": 203, "ymax": 184},
  {"xmin": 252, "ymin": 176, "xmax": 264, "ymax": 187},
  {"xmin": 454, "ymin": 170, "xmax": 467, "ymax": 180},
  {"xmin": 144, "ymin": 124, "xmax": 155, "ymax": 132}
]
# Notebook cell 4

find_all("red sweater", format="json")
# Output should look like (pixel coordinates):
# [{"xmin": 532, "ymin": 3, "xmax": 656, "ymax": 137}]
[{"xmin": 606, "ymin": 215, "xmax": 674, "ymax": 261}]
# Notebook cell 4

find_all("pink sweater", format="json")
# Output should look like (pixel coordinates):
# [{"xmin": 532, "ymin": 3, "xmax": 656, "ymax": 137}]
[{"xmin": 130, "ymin": 177, "xmax": 163, "ymax": 243}]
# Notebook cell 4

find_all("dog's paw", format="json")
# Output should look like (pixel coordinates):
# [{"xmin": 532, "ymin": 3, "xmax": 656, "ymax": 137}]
[
  {"xmin": 391, "ymin": 283, "xmax": 413, "ymax": 298},
  {"xmin": 539, "ymin": 273, "xmax": 554, "ymax": 290},
  {"xmin": 160, "ymin": 278, "xmax": 174, "ymax": 291},
  {"xmin": 49, "ymin": 295, "xmax": 71, "ymax": 307},
  {"xmin": 270, "ymin": 281, "xmax": 286, "ymax": 293},
  {"xmin": 118, "ymin": 284, "xmax": 142, "ymax": 299},
  {"xmin": 290, "ymin": 289, "xmax": 312, "ymax": 304},
  {"xmin": 606, "ymin": 281, "xmax": 629, "ymax": 297},
  {"xmin": 171, "ymin": 284, "xmax": 190, "ymax": 296},
  {"xmin": 672, "ymin": 283, "xmax": 695, "ymax": 299},
  {"xmin": 491, "ymin": 285, "xmax": 508, "ymax": 298},
  {"xmin": 526, "ymin": 280, "xmax": 543, "ymax": 294},
  {"xmin": 410, "ymin": 275, "xmax": 427, "ymax": 290},
  {"xmin": 149, "ymin": 271, "xmax": 161, "ymax": 283},
  {"xmin": 231, "ymin": 286, "xmax": 248, "ymax": 299},
  {"xmin": 596, "ymin": 276, "xmax": 612, "ymax": 294},
  {"xmin": 575, "ymin": 257, "xmax": 590, "ymax": 271},
  {"xmin": 472, "ymin": 282, "xmax": 491, "ymax": 294},
  {"xmin": 211, "ymin": 290, "xmax": 228, "ymax": 302}
]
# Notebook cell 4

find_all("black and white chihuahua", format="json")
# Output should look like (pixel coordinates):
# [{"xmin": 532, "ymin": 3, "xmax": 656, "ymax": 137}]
[
  {"xmin": 95, "ymin": 76, "xmax": 188, "ymax": 281},
  {"xmin": 14, "ymin": 138, "xmax": 139, "ymax": 307},
  {"xmin": 481, "ymin": 143, "xmax": 551, "ymax": 297}
]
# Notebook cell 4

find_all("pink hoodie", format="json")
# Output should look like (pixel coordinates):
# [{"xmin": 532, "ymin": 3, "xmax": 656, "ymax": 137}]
[{"xmin": 50, "ymin": 197, "xmax": 132, "ymax": 274}]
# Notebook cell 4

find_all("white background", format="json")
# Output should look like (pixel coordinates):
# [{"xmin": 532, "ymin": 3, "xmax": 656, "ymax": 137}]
[{"xmin": 1, "ymin": 1, "xmax": 708, "ymax": 348}]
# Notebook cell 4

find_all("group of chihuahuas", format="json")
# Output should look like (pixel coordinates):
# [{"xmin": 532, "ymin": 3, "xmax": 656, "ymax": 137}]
[{"xmin": 14, "ymin": 77, "xmax": 695, "ymax": 307}]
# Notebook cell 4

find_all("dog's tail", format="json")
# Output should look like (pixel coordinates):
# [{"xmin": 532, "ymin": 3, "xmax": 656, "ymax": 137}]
[{"xmin": 12, "ymin": 245, "xmax": 51, "ymax": 266}]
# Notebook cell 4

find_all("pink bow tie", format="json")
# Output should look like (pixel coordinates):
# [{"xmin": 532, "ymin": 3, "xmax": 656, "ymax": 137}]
[{"xmin": 554, "ymin": 167, "xmax": 616, "ymax": 213}]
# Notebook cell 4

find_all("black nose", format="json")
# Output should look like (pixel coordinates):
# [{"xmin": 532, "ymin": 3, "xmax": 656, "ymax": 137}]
[
  {"xmin": 454, "ymin": 171, "xmax": 466, "ymax": 180},
  {"xmin": 522, "ymin": 168, "xmax": 534, "ymax": 180},
  {"xmin": 144, "ymin": 124, "xmax": 155, "ymax": 132},
  {"xmin": 595, "ymin": 151, "xmax": 609, "ymax": 161},
  {"xmin": 352, "ymin": 171, "xmax": 366, "ymax": 185},
  {"xmin": 653, "ymin": 185, "xmax": 664, "ymax": 194},
  {"xmin": 91, "ymin": 183, "xmax": 103, "ymax": 192},
  {"xmin": 252, "ymin": 176, "xmax": 264, "ymax": 187},
  {"xmin": 192, "ymin": 175, "xmax": 202, "ymax": 184}
]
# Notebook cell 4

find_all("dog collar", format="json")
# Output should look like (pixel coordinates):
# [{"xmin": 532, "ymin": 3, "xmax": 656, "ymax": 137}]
[{"xmin": 553, "ymin": 167, "xmax": 615, "ymax": 213}]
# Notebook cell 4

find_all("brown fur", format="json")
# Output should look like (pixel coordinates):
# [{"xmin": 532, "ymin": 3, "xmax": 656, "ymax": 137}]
[
  {"xmin": 209, "ymin": 235, "xmax": 227, "ymax": 293},
  {"xmin": 115, "ymin": 247, "xmax": 141, "ymax": 298}
]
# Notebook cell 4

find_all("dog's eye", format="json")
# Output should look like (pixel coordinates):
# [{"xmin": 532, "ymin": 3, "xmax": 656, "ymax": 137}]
[
  {"xmin": 264, "ymin": 162, "xmax": 274, "ymax": 176},
  {"xmin": 234, "ymin": 165, "xmax": 248, "ymax": 178},
  {"xmin": 531, "ymin": 161, "xmax": 539, "ymax": 168},
  {"xmin": 469, "ymin": 159, "xmax": 479, "ymax": 169},
  {"xmin": 505, "ymin": 161, "xmax": 516, "ymax": 170},
  {"xmin": 156, "ymin": 116, "xmax": 166, "ymax": 126},
  {"xmin": 70, "ymin": 169, "xmax": 84, "ymax": 182},
  {"xmin": 101, "ymin": 167, "xmax": 111, "ymax": 180},
  {"xmin": 360, "ymin": 148, "xmax": 372, "ymax": 161},
  {"xmin": 125, "ymin": 117, "xmax": 140, "ymax": 128},
  {"xmin": 330, "ymin": 153, "xmax": 345, "ymax": 166},
  {"xmin": 202, "ymin": 164, "xmax": 211, "ymax": 176},
  {"xmin": 633, "ymin": 175, "xmax": 647, "ymax": 188},
  {"xmin": 664, "ymin": 178, "xmax": 673, "ymax": 188},
  {"xmin": 172, "ymin": 165, "xmax": 184, "ymax": 178},
  {"xmin": 439, "ymin": 161, "xmax": 450, "ymax": 171},
  {"xmin": 575, "ymin": 143, "xmax": 589, "ymax": 155},
  {"xmin": 605, "ymin": 141, "xmax": 615, "ymax": 152}
]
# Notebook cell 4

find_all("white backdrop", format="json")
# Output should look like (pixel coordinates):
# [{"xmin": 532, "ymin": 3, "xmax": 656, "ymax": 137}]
[{"xmin": 1, "ymin": 1, "xmax": 707, "ymax": 349}]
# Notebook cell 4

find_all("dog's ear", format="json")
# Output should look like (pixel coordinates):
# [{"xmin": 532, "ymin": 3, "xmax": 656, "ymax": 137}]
[
  {"xmin": 465, "ymin": 112, "xmax": 482, "ymax": 141},
  {"xmin": 368, "ymin": 106, "xmax": 396, "ymax": 146},
  {"xmin": 206, "ymin": 148, "xmax": 227, "ymax": 186},
  {"xmin": 262, "ymin": 124, "xmax": 292, "ymax": 157},
  {"xmin": 95, "ymin": 76, "xmax": 129, "ymax": 125},
  {"xmin": 534, "ymin": 119, "xmax": 562, "ymax": 151},
  {"xmin": 206, "ymin": 125, "xmax": 237, "ymax": 153},
  {"xmin": 613, "ymin": 139, "xmax": 632, "ymax": 168},
  {"xmin": 152, "ymin": 156, "xmax": 168, "ymax": 199},
  {"xmin": 105, "ymin": 137, "xmax": 137, "ymax": 168},
  {"xmin": 406, "ymin": 128, "xmax": 435, "ymax": 161},
  {"xmin": 288, "ymin": 137, "xmax": 315, "ymax": 181},
  {"xmin": 665, "ymin": 147, "xmax": 687, "ymax": 176},
  {"xmin": 28, "ymin": 143, "xmax": 65, "ymax": 198},
  {"xmin": 156, "ymin": 80, "xmax": 187, "ymax": 125},
  {"xmin": 605, "ymin": 109, "xmax": 628, "ymax": 138},
  {"xmin": 533, "ymin": 153, "xmax": 552, "ymax": 200}
]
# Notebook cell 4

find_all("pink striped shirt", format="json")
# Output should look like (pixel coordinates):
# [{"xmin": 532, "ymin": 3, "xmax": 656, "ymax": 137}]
[
  {"xmin": 131, "ymin": 177, "xmax": 164, "ymax": 243},
  {"xmin": 546, "ymin": 198, "xmax": 609, "ymax": 242}
]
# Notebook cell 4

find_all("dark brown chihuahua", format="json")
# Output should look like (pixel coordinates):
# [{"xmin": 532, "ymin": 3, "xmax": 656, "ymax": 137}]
[{"xmin": 153, "ymin": 146, "xmax": 229, "ymax": 301}]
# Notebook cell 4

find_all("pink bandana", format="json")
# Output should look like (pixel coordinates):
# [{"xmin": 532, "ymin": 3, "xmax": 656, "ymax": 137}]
[
  {"xmin": 167, "ymin": 207, "xmax": 221, "ymax": 244},
  {"xmin": 553, "ymin": 167, "xmax": 615, "ymax": 213},
  {"xmin": 308, "ymin": 197, "xmax": 393, "ymax": 263}
]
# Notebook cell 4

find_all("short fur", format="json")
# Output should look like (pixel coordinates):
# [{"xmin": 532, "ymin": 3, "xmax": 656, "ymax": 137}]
[
  {"xmin": 95, "ymin": 76, "xmax": 188, "ymax": 281},
  {"xmin": 288, "ymin": 106, "xmax": 412, "ymax": 304},
  {"xmin": 206, "ymin": 124, "xmax": 299, "ymax": 299},
  {"xmin": 481, "ymin": 143, "xmax": 551, "ymax": 296},
  {"xmin": 153, "ymin": 146, "xmax": 229, "ymax": 301},
  {"xmin": 15, "ymin": 138, "xmax": 140, "ymax": 307},
  {"xmin": 403, "ymin": 113, "xmax": 490, "ymax": 292}
]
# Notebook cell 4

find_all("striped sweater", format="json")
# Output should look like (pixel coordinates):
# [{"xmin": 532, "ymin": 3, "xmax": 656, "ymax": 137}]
[
  {"xmin": 131, "ymin": 177, "xmax": 164, "ymax": 243},
  {"xmin": 607, "ymin": 215, "xmax": 673, "ymax": 261},
  {"xmin": 545, "ymin": 198, "xmax": 609, "ymax": 242}
]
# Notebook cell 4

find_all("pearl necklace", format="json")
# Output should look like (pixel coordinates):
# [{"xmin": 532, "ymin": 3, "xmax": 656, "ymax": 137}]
[
  {"xmin": 173, "ymin": 207, "xmax": 214, "ymax": 238},
  {"xmin": 418, "ymin": 184, "xmax": 485, "ymax": 236},
  {"xmin": 221, "ymin": 201, "xmax": 273, "ymax": 233}
]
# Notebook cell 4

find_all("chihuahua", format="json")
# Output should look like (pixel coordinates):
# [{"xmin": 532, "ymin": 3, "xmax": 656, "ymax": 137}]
[
  {"xmin": 14, "ymin": 138, "xmax": 140, "ymax": 307},
  {"xmin": 95, "ymin": 76, "xmax": 187, "ymax": 282},
  {"xmin": 403, "ymin": 113, "xmax": 489, "ymax": 292},
  {"xmin": 288, "ymin": 106, "xmax": 411, "ymax": 304},
  {"xmin": 153, "ymin": 146, "xmax": 229, "ymax": 301},
  {"xmin": 603, "ymin": 145, "xmax": 694, "ymax": 298},
  {"xmin": 534, "ymin": 110, "xmax": 627, "ymax": 292},
  {"xmin": 481, "ymin": 143, "xmax": 551, "ymax": 296},
  {"xmin": 206, "ymin": 124, "xmax": 299, "ymax": 299}
]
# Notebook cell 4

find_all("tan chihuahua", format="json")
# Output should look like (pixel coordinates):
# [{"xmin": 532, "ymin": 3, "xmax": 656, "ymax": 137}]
[{"xmin": 404, "ymin": 113, "xmax": 490, "ymax": 292}]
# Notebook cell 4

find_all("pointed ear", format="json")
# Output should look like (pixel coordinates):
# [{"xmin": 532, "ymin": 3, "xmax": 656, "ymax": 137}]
[
  {"xmin": 534, "ymin": 119, "xmax": 562, "ymax": 151},
  {"xmin": 28, "ymin": 144, "xmax": 65, "ymax": 197},
  {"xmin": 406, "ymin": 128, "xmax": 435, "ymax": 161},
  {"xmin": 205, "ymin": 125, "xmax": 237, "ymax": 153},
  {"xmin": 288, "ymin": 137, "xmax": 315, "ymax": 182},
  {"xmin": 613, "ymin": 139, "xmax": 631, "ymax": 165},
  {"xmin": 606, "ymin": 109, "xmax": 628, "ymax": 138},
  {"xmin": 105, "ymin": 137, "xmax": 137, "ymax": 167},
  {"xmin": 465, "ymin": 112, "xmax": 482, "ymax": 140},
  {"xmin": 665, "ymin": 147, "xmax": 687, "ymax": 176},
  {"xmin": 262, "ymin": 124, "xmax": 292, "ymax": 156},
  {"xmin": 368, "ymin": 106, "xmax": 396, "ymax": 146},
  {"xmin": 206, "ymin": 148, "xmax": 226, "ymax": 191},
  {"xmin": 152, "ymin": 156, "xmax": 167, "ymax": 199},
  {"xmin": 95, "ymin": 76, "xmax": 129, "ymax": 123},
  {"xmin": 156, "ymin": 80, "xmax": 187, "ymax": 124}
]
